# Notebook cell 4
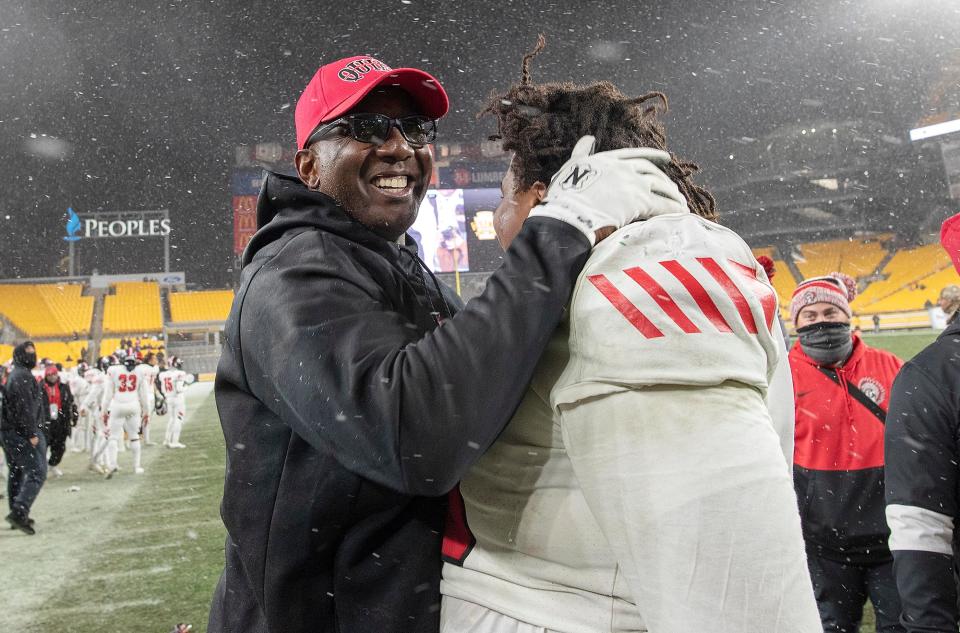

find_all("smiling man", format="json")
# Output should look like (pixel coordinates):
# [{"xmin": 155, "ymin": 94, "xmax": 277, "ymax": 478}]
[{"xmin": 208, "ymin": 56, "xmax": 686, "ymax": 633}]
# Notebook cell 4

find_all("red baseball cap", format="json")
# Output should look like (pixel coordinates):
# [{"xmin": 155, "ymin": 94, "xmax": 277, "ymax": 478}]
[
  {"xmin": 941, "ymin": 212, "xmax": 960, "ymax": 275},
  {"xmin": 295, "ymin": 55, "xmax": 449, "ymax": 149}
]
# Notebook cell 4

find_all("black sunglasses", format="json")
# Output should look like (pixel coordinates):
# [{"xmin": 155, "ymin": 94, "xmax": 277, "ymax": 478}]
[{"xmin": 306, "ymin": 113, "xmax": 438, "ymax": 147}]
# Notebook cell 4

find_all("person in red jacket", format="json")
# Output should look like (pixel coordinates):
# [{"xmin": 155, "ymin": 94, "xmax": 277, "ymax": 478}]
[{"xmin": 789, "ymin": 272, "xmax": 905, "ymax": 633}]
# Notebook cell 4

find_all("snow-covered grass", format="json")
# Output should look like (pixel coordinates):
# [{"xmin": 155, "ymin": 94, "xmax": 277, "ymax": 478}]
[
  {"xmin": 1, "ymin": 383, "xmax": 225, "ymax": 632},
  {"xmin": 1, "ymin": 330, "xmax": 937, "ymax": 632}
]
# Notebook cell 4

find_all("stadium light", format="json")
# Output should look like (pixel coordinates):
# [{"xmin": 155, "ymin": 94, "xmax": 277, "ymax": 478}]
[{"xmin": 909, "ymin": 118, "xmax": 960, "ymax": 142}]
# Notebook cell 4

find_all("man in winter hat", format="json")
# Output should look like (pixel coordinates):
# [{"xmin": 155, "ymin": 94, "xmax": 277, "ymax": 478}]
[{"xmin": 788, "ymin": 272, "xmax": 906, "ymax": 632}]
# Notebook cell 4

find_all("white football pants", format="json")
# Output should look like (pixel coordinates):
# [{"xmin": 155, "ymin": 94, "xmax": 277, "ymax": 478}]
[
  {"xmin": 106, "ymin": 401, "xmax": 142, "ymax": 472},
  {"xmin": 165, "ymin": 398, "xmax": 186, "ymax": 445}
]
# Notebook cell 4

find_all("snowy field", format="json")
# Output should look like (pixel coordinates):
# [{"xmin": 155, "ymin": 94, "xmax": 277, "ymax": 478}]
[
  {"xmin": 0, "ymin": 330, "xmax": 939, "ymax": 631},
  {"xmin": 0, "ymin": 382, "xmax": 226, "ymax": 632}
]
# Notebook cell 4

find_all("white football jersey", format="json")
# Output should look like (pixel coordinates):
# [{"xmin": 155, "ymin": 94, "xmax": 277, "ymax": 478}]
[
  {"xmin": 102, "ymin": 365, "xmax": 149, "ymax": 411},
  {"xmin": 158, "ymin": 369, "xmax": 194, "ymax": 399},
  {"xmin": 135, "ymin": 363, "xmax": 160, "ymax": 399},
  {"xmin": 68, "ymin": 370, "xmax": 89, "ymax": 401},
  {"xmin": 81, "ymin": 368, "xmax": 104, "ymax": 411},
  {"xmin": 441, "ymin": 214, "xmax": 794, "ymax": 633}
]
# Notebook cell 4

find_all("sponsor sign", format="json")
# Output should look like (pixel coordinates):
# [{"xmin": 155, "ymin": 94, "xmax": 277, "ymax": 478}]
[
  {"xmin": 233, "ymin": 195, "xmax": 257, "ymax": 254},
  {"xmin": 63, "ymin": 209, "xmax": 171, "ymax": 240}
]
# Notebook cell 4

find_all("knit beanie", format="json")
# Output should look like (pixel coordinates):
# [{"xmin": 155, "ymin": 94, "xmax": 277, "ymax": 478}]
[{"xmin": 790, "ymin": 272, "xmax": 857, "ymax": 323}]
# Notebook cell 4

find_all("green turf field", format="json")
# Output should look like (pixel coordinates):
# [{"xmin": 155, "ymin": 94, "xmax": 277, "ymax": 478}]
[
  {"xmin": 860, "ymin": 329, "xmax": 939, "ymax": 361},
  {"xmin": 1, "ymin": 331, "xmax": 945, "ymax": 631},
  {"xmin": 0, "ymin": 384, "xmax": 226, "ymax": 632}
]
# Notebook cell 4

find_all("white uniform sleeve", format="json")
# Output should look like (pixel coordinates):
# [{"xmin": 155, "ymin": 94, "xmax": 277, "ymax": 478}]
[{"xmin": 765, "ymin": 320, "xmax": 795, "ymax": 469}]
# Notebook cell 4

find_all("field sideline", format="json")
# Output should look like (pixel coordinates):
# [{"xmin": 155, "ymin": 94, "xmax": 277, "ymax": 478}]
[
  {"xmin": 0, "ymin": 329, "xmax": 942, "ymax": 631},
  {"xmin": 0, "ymin": 383, "xmax": 227, "ymax": 632}
]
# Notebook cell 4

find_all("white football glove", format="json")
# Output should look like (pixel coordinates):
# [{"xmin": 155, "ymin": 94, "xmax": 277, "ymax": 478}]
[{"xmin": 528, "ymin": 135, "xmax": 690, "ymax": 245}]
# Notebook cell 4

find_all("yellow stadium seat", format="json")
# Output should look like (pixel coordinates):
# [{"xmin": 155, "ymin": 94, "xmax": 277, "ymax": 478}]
[
  {"xmin": 852, "ymin": 244, "xmax": 954, "ymax": 313},
  {"xmin": 102, "ymin": 282, "xmax": 163, "ymax": 334},
  {"xmin": 794, "ymin": 236, "xmax": 890, "ymax": 281},
  {"xmin": 0, "ymin": 283, "xmax": 93, "ymax": 337},
  {"xmin": 169, "ymin": 290, "xmax": 234, "ymax": 323},
  {"xmin": 33, "ymin": 341, "xmax": 89, "ymax": 366}
]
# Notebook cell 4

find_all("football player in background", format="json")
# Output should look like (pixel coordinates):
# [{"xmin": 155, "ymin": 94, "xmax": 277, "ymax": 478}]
[
  {"xmin": 159, "ymin": 356, "xmax": 194, "ymax": 448},
  {"xmin": 136, "ymin": 352, "xmax": 161, "ymax": 446},
  {"xmin": 68, "ymin": 361, "xmax": 90, "ymax": 453},
  {"xmin": 81, "ymin": 357, "xmax": 110, "ymax": 473},
  {"xmin": 440, "ymin": 39, "xmax": 819, "ymax": 633},
  {"xmin": 101, "ymin": 353, "xmax": 149, "ymax": 477}
]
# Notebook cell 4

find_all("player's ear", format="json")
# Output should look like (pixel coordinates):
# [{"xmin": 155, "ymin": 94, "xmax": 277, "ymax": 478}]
[{"xmin": 532, "ymin": 181, "xmax": 547, "ymax": 202}]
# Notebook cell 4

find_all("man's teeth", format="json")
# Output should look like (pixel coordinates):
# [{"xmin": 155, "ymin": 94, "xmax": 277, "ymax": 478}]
[{"xmin": 373, "ymin": 176, "xmax": 409, "ymax": 189}]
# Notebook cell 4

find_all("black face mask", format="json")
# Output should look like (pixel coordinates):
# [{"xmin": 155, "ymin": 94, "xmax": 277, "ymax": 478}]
[
  {"xmin": 13, "ymin": 343, "xmax": 37, "ymax": 369},
  {"xmin": 796, "ymin": 321, "xmax": 853, "ymax": 366}
]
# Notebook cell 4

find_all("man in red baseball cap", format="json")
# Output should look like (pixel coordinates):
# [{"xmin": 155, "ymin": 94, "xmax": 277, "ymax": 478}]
[{"xmin": 209, "ymin": 54, "xmax": 689, "ymax": 633}]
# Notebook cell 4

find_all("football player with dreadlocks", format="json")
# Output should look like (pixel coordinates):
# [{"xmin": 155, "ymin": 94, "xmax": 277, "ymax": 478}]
[{"xmin": 440, "ymin": 38, "xmax": 819, "ymax": 633}]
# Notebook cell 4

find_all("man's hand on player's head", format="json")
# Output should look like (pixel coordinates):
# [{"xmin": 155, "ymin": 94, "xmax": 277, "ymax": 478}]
[{"xmin": 529, "ymin": 135, "xmax": 689, "ymax": 246}]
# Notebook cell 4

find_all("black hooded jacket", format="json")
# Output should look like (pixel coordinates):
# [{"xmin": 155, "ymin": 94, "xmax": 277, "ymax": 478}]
[
  {"xmin": 209, "ymin": 172, "xmax": 591, "ymax": 633},
  {"xmin": 1, "ymin": 342, "xmax": 43, "ymax": 439},
  {"xmin": 885, "ymin": 317, "xmax": 960, "ymax": 632}
]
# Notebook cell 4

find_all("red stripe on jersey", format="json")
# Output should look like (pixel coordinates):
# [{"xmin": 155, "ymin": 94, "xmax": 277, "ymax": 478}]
[
  {"xmin": 659, "ymin": 260, "xmax": 733, "ymax": 333},
  {"xmin": 587, "ymin": 274, "xmax": 664, "ymax": 339},
  {"xmin": 696, "ymin": 257, "xmax": 758, "ymax": 333},
  {"xmin": 728, "ymin": 259, "xmax": 777, "ymax": 331},
  {"xmin": 623, "ymin": 266, "xmax": 701, "ymax": 334}
]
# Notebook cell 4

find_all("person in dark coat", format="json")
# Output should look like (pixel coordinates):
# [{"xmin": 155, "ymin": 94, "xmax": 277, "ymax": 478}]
[
  {"xmin": 40, "ymin": 364, "xmax": 76, "ymax": 476},
  {"xmin": 208, "ymin": 55, "xmax": 678, "ymax": 633},
  {"xmin": 885, "ymin": 212, "xmax": 960, "ymax": 633},
  {"xmin": 1, "ymin": 341, "xmax": 46, "ymax": 534}
]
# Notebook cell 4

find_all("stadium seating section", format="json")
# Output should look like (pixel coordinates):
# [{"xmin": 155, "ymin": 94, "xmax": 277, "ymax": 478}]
[
  {"xmin": 169, "ymin": 290, "xmax": 233, "ymax": 323},
  {"xmin": 0, "ymin": 283, "xmax": 94, "ymax": 337},
  {"xmin": 99, "ymin": 337, "xmax": 164, "ymax": 358},
  {"xmin": 102, "ymin": 282, "xmax": 163, "ymax": 334},
  {"xmin": 750, "ymin": 239, "xmax": 955, "ymax": 319},
  {"xmin": 751, "ymin": 248, "xmax": 797, "ymax": 310},
  {"xmin": 851, "ymin": 244, "xmax": 954, "ymax": 313},
  {"xmin": 794, "ymin": 236, "xmax": 891, "ymax": 281},
  {"xmin": 0, "ymin": 234, "xmax": 955, "ymax": 368}
]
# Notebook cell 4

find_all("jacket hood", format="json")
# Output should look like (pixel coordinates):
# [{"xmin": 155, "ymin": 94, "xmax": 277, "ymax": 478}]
[
  {"xmin": 243, "ymin": 171, "xmax": 411, "ymax": 266},
  {"xmin": 13, "ymin": 341, "xmax": 36, "ymax": 368},
  {"xmin": 940, "ymin": 315, "xmax": 960, "ymax": 338}
]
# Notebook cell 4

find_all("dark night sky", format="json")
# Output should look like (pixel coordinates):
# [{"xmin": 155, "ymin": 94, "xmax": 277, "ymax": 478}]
[{"xmin": 1, "ymin": 0, "xmax": 957, "ymax": 286}]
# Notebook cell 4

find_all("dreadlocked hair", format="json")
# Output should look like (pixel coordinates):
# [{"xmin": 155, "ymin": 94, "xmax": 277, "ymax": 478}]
[{"xmin": 480, "ymin": 34, "xmax": 718, "ymax": 222}]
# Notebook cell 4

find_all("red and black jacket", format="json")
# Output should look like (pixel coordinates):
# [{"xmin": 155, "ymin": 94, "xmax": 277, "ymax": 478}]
[{"xmin": 790, "ymin": 334, "xmax": 903, "ymax": 563}]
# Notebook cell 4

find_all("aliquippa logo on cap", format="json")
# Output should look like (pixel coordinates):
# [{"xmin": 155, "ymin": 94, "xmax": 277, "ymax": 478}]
[
  {"xmin": 338, "ymin": 58, "xmax": 392, "ymax": 82},
  {"xmin": 64, "ymin": 207, "xmax": 81, "ymax": 242}
]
